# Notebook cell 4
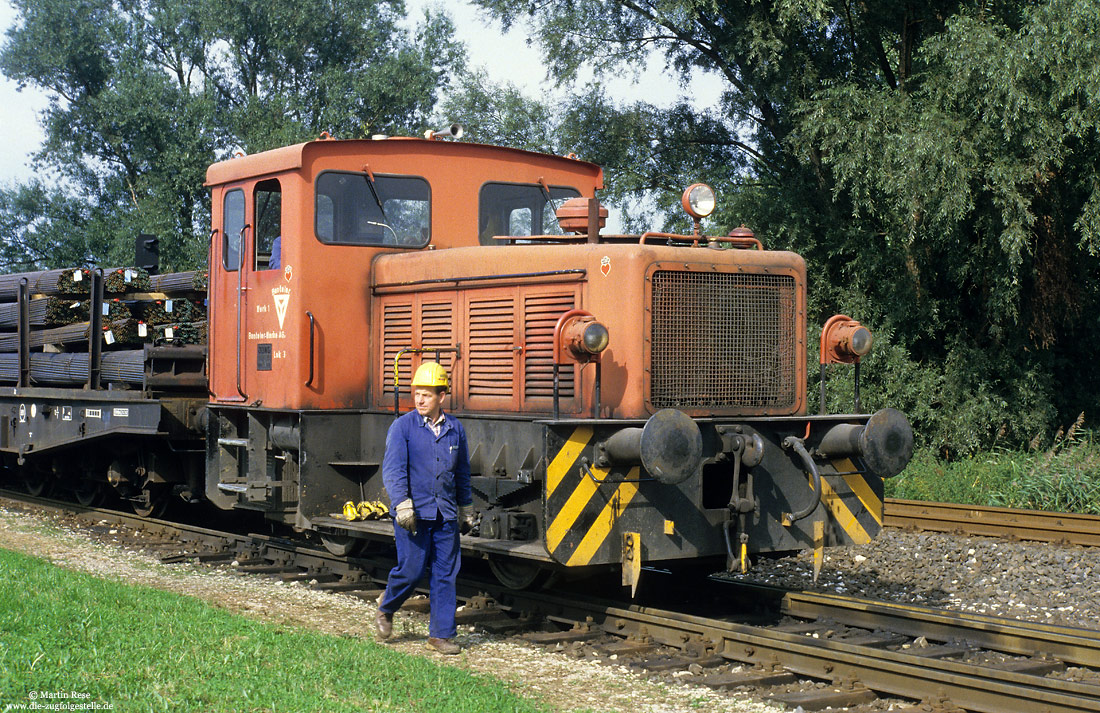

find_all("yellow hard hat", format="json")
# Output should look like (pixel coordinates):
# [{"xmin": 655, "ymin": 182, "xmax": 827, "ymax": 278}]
[{"xmin": 411, "ymin": 361, "xmax": 449, "ymax": 389}]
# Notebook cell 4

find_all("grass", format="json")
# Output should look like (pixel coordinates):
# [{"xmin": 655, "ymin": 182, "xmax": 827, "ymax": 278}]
[
  {"xmin": 886, "ymin": 419, "xmax": 1100, "ymax": 514},
  {"xmin": 0, "ymin": 548, "xmax": 551, "ymax": 713}
]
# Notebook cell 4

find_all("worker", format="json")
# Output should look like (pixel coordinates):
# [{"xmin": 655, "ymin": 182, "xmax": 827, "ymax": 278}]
[
  {"xmin": 376, "ymin": 361, "xmax": 473, "ymax": 655},
  {"xmin": 269, "ymin": 235, "xmax": 281, "ymax": 270}
]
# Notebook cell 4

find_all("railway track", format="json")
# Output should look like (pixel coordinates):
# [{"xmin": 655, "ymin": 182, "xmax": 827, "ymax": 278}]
[
  {"xmin": 885, "ymin": 498, "xmax": 1100, "ymax": 547},
  {"xmin": 4, "ymin": 489, "xmax": 1100, "ymax": 712}
]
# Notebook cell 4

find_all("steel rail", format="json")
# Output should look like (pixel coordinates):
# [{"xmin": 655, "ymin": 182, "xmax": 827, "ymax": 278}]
[
  {"xmin": 885, "ymin": 498, "xmax": 1100, "ymax": 547},
  {"xmin": 0, "ymin": 489, "xmax": 254, "ymax": 553},
  {"xmin": 775, "ymin": 588, "xmax": 1100, "ymax": 668}
]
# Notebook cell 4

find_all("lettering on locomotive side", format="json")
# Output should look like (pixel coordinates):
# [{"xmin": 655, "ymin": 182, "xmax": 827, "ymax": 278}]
[{"xmin": 247, "ymin": 331, "xmax": 286, "ymax": 340}]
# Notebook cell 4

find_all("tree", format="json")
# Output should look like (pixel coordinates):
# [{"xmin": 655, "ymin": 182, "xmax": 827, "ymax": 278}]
[
  {"xmin": 470, "ymin": 0, "xmax": 1100, "ymax": 453},
  {"xmin": 1, "ymin": 0, "xmax": 464, "ymax": 271}
]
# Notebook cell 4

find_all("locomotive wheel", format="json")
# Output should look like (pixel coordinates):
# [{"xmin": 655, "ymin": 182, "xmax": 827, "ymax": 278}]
[
  {"xmin": 319, "ymin": 533, "xmax": 365, "ymax": 558},
  {"xmin": 487, "ymin": 557, "xmax": 558, "ymax": 590}
]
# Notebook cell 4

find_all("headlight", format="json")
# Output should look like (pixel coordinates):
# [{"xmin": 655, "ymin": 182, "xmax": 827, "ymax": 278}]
[
  {"xmin": 582, "ymin": 322, "xmax": 610, "ymax": 354},
  {"xmin": 848, "ymin": 326, "xmax": 873, "ymax": 356},
  {"xmin": 821, "ymin": 315, "xmax": 873, "ymax": 364},
  {"xmin": 681, "ymin": 183, "xmax": 715, "ymax": 219}
]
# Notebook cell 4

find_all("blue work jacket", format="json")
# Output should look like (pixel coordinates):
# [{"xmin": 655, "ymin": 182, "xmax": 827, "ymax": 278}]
[{"xmin": 382, "ymin": 409, "xmax": 472, "ymax": 521}]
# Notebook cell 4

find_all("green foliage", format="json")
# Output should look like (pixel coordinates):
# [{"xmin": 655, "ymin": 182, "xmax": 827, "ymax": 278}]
[
  {"xmin": 0, "ymin": 183, "xmax": 103, "ymax": 270},
  {"xmin": 992, "ymin": 416, "xmax": 1100, "ymax": 513},
  {"xmin": 469, "ymin": 0, "xmax": 1100, "ymax": 456},
  {"xmin": 886, "ymin": 448, "xmax": 1024, "ymax": 505},
  {"xmin": 0, "ymin": 547, "xmax": 550, "ymax": 712},
  {"xmin": 888, "ymin": 418, "xmax": 1100, "ymax": 514},
  {"xmin": 0, "ymin": 0, "xmax": 465, "ymax": 271}
]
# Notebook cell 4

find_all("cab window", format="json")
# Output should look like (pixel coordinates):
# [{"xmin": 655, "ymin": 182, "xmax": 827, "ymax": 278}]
[
  {"xmin": 255, "ymin": 179, "xmax": 282, "ymax": 270},
  {"xmin": 223, "ymin": 189, "xmax": 245, "ymax": 270},
  {"xmin": 478, "ymin": 183, "xmax": 581, "ymax": 245},
  {"xmin": 315, "ymin": 171, "xmax": 430, "ymax": 247}
]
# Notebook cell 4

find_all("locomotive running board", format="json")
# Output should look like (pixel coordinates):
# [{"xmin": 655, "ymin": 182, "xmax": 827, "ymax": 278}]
[{"xmin": 310, "ymin": 515, "xmax": 552, "ymax": 562}]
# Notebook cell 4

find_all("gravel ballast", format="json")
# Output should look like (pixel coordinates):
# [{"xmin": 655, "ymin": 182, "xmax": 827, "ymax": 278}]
[{"xmin": 732, "ymin": 528, "xmax": 1100, "ymax": 631}]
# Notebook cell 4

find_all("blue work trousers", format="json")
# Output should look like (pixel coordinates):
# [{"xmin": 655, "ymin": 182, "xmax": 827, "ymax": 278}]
[{"xmin": 379, "ymin": 515, "xmax": 460, "ymax": 639}]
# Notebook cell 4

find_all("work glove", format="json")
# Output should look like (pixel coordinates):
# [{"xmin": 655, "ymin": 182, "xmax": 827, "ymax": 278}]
[
  {"xmin": 394, "ymin": 499, "xmax": 417, "ymax": 535},
  {"xmin": 458, "ymin": 505, "xmax": 476, "ymax": 535}
]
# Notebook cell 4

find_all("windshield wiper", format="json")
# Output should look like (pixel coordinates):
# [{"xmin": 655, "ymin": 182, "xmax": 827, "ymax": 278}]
[{"xmin": 363, "ymin": 167, "xmax": 388, "ymax": 221}]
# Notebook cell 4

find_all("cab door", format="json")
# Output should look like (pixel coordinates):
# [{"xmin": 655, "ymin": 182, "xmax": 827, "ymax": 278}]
[
  {"xmin": 242, "ymin": 179, "xmax": 292, "ymax": 407},
  {"xmin": 209, "ymin": 185, "xmax": 248, "ymax": 403},
  {"xmin": 209, "ymin": 179, "xmax": 287, "ymax": 405}
]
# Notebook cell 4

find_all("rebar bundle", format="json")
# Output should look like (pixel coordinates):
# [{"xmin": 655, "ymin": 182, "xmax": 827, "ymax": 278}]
[
  {"xmin": 0, "ymin": 322, "xmax": 87, "ymax": 352},
  {"xmin": 0, "ymin": 298, "xmax": 49, "ymax": 327},
  {"xmin": 104, "ymin": 267, "xmax": 153, "ymax": 293},
  {"xmin": 142, "ymin": 298, "xmax": 203, "ymax": 325},
  {"xmin": 150, "ymin": 270, "xmax": 208, "ymax": 293},
  {"xmin": 0, "ymin": 350, "xmax": 145, "ymax": 385},
  {"xmin": 0, "ymin": 267, "xmax": 93, "ymax": 300},
  {"xmin": 163, "ymin": 320, "xmax": 207, "ymax": 345},
  {"xmin": 101, "ymin": 299, "xmax": 133, "ymax": 322},
  {"xmin": 46, "ymin": 299, "xmax": 91, "ymax": 325},
  {"xmin": 102, "ymin": 319, "xmax": 142, "ymax": 345}
]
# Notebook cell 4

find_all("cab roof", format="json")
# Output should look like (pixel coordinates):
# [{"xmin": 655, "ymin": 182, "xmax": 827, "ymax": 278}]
[{"xmin": 205, "ymin": 136, "xmax": 604, "ymax": 188}]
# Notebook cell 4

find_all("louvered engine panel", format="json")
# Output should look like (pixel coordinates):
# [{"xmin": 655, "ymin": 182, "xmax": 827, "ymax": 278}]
[
  {"xmin": 467, "ymin": 297, "xmax": 516, "ymax": 398},
  {"xmin": 524, "ymin": 292, "xmax": 575, "ymax": 399},
  {"xmin": 381, "ymin": 302, "xmax": 413, "ymax": 397},
  {"xmin": 420, "ymin": 301, "xmax": 456, "ymax": 375}
]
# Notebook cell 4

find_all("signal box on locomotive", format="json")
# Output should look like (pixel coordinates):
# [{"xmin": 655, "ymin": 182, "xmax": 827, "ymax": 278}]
[{"xmin": 202, "ymin": 131, "xmax": 913, "ymax": 589}]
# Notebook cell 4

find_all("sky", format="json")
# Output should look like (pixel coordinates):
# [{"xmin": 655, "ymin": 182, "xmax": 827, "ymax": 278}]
[
  {"xmin": 0, "ymin": 2, "xmax": 48, "ymax": 184},
  {"xmin": 0, "ymin": 0, "xmax": 725, "ymax": 185}
]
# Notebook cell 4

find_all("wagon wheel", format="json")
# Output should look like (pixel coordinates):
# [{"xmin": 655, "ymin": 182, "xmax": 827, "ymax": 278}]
[
  {"xmin": 73, "ymin": 481, "xmax": 105, "ymax": 507},
  {"xmin": 319, "ymin": 532, "xmax": 366, "ymax": 558},
  {"xmin": 131, "ymin": 485, "xmax": 168, "ymax": 518},
  {"xmin": 22, "ymin": 474, "xmax": 49, "ymax": 497},
  {"xmin": 487, "ymin": 556, "xmax": 559, "ymax": 590}
]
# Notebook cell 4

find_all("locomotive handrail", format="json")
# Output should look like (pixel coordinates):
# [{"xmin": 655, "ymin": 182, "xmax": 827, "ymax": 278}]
[
  {"xmin": 638, "ymin": 231, "xmax": 699, "ymax": 247},
  {"xmin": 305, "ymin": 311, "xmax": 316, "ymax": 388},
  {"xmin": 233, "ymin": 224, "xmax": 250, "ymax": 402},
  {"xmin": 391, "ymin": 345, "xmax": 461, "ymax": 415},
  {"xmin": 634, "ymin": 233, "xmax": 765, "ymax": 250},
  {"xmin": 372, "ymin": 269, "xmax": 586, "ymax": 294}
]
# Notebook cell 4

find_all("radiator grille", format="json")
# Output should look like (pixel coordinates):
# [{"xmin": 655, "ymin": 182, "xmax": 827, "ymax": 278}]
[{"xmin": 650, "ymin": 270, "xmax": 797, "ymax": 410}]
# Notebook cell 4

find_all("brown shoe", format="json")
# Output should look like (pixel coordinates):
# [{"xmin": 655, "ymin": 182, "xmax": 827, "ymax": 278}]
[
  {"xmin": 375, "ymin": 610, "xmax": 393, "ymax": 640},
  {"xmin": 427, "ymin": 637, "xmax": 460, "ymax": 655}
]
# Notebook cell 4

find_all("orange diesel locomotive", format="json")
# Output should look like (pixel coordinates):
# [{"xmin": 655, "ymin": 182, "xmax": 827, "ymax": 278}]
[
  {"xmin": 2, "ymin": 132, "xmax": 913, "ymax": 590},
  {"xmin": 202, "ymin": 132, "xmax": 912, "ymax": 589}
]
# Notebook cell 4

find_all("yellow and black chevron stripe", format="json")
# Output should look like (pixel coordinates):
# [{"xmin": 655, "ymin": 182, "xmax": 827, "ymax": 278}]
[
  {"xmin": 544, "ymin": 425, "xmax": 641, "ymax": 567},
  {"xmin": 816, "ymin": 457, "xmax": 884, "ymax": 545}
]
